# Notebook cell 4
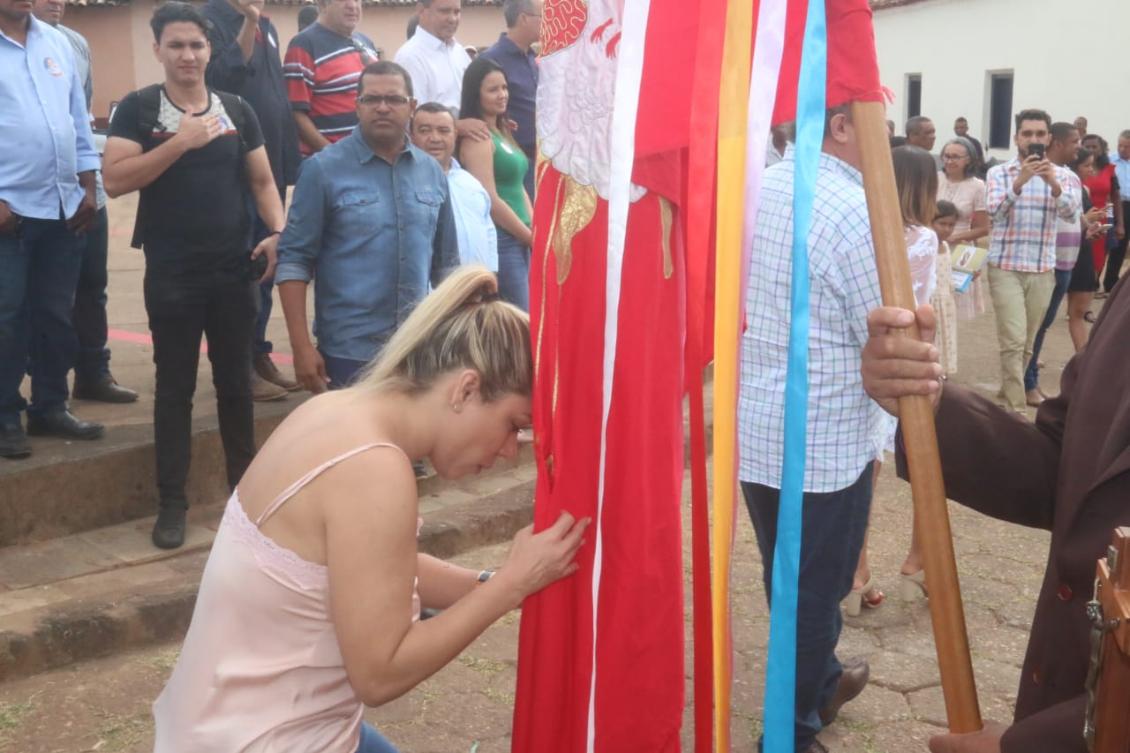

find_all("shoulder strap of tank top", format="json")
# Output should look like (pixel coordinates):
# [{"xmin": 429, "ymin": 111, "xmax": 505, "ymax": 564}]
[{"xmin": 255, "ymin": 442, "xmax": 410, "ymax": 527}]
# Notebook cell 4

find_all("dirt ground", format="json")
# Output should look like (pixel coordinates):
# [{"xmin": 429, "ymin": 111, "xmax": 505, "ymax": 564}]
[{"xmin": 0, "ymin": 277, "xmax": 1096, "ymax": 751}]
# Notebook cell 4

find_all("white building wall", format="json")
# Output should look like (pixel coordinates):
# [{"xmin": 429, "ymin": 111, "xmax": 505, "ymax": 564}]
[{"xmin": 872, "ymin": 0, "xmax": 1130, "ymax": 160}]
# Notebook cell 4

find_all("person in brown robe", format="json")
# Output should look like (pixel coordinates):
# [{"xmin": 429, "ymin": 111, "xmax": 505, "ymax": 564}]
[{"xmin": 860, "ymin": 277, "xmax": 1130, "ymax": 753}]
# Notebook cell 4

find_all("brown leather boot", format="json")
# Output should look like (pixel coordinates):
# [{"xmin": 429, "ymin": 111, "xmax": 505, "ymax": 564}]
[{"xmin": 254, "ymin": 353, "xmax": 300, "ymax": 392}]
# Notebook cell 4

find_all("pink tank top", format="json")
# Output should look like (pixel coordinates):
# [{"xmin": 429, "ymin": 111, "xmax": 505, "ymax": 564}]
[{"xmin": 153, "ymin": 442, "xmax": 418, "ymax": 752}]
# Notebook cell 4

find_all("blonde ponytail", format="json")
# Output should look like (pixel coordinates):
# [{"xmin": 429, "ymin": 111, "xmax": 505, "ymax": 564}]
[{"xmin": 353, "ymin": 266, "xmax": 532, "ymax": 401}]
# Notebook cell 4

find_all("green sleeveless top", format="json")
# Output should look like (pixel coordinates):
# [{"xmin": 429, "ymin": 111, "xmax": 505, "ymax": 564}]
[{"xmin": 491, "ymin": 130, "xmax": 531, "ymax": 226}]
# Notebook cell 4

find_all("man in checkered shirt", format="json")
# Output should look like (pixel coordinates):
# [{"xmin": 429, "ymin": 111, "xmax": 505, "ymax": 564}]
[
  {"xmin": 737, "ymin": 105, "xmax": 880, "ymax": 753},
  {"xmin": 985, "ymin": 108, "xmax": 1080, "ymax": 412}
]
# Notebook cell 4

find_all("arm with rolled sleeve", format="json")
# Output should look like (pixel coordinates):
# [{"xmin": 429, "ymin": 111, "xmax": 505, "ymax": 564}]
[
  {"xmin": 430, "ymin": 183, "xmax": 460, "ymax": 288},
  {"xmin": 276, "ymin": 157, "xmax": 326, "ymax": 286},
  {"xmin": 986, "ymin": 163, "xmax": 1017, "ymax": 224}
]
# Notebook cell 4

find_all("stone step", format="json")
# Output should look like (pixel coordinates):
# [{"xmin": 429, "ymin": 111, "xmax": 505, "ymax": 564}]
[
  {"xmin": 0, "ymin": 396, "xmax": 524, "ymax": 548},
  {"xmin": 0, "ymin": 457, "xmax": 538, "ymax": 683},
  {"xmin": 0, "ymin": 381, "xmax": 712, "ymax": 681}
]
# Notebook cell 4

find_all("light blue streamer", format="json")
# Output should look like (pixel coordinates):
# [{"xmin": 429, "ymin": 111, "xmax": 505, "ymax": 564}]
[{"xmin": 763, "ymin": 0, "xmax": 827, "ymax": 752}]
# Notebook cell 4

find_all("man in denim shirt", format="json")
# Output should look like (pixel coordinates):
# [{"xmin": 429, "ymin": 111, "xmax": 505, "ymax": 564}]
[{"xmin": 277, "ymin": 61, "xmax": 458, "ymax": 392}]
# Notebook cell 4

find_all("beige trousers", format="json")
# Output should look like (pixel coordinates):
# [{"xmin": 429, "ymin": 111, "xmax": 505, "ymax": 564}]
[{"xmin": 988, "ymin": 266, "xmax": 1056, "ymax": 410}]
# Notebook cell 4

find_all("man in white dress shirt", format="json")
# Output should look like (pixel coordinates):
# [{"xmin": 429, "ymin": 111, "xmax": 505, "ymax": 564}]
[
  {"xmin": 411, "ymin": 102, "xmax": 497, "ymax": 271},
  {"xmin": 395, "ymin": 0, "xmax": 470, "ymax": 111}
]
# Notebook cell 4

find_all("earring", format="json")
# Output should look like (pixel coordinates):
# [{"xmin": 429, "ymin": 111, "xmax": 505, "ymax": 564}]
[{"xmin": 452, "ymin": 403, "xmax": 462, "ymax": 413}]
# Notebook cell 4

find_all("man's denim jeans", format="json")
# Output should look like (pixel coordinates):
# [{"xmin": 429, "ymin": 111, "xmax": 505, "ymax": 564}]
[
  {"xmin": 73, "ymin": 207, "xmax": 112, "ymax": 382},
  {"xmin": 0, "ymin": 217, "xmax": 84, "ymax": 425},
  {"xmin": 741, "ymin": 462, "xmax": 874, "ymax": 752},
  {"xmin": 1024, "ymin": 268, "xmax": 1073, "ymax": 392}
]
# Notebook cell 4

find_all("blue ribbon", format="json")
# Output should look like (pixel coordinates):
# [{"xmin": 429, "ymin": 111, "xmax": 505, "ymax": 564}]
[{"xmin": 763, "ymin": 1, "xmax": 827, "ymax": 751}]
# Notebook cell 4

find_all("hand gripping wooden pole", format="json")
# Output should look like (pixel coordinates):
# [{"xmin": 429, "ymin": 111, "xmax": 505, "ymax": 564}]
[{"xmin": 851, "ymin": 99, "xmax": 983, "ymax": 733}]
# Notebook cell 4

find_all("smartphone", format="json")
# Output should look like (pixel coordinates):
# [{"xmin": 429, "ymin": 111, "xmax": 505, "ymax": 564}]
[
  {"xmin": 1097, "ymin": 224, "xmax": 1114, "ymax": 233},
  {"xmin": 1027, "ymin": 143, "xmax": 1045, "ymax": 159}
]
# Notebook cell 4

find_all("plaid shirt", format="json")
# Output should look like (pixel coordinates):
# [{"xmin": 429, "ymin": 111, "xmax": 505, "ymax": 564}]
[
  {"xmin": 738, "ymin": 153, "xmax": 885, "ymax": 493},
  {"xmin": 986, "ymin": 159, "xmax": 1080, "ymax": 273}
]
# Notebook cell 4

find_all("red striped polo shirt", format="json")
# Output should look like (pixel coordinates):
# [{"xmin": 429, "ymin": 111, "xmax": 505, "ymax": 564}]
[{"xmin": 283, "ymin": 22, "xmax": 378, "ymax": 155}]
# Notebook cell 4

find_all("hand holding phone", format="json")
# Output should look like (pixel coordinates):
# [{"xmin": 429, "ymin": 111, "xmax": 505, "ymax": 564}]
[{"xmin": 1026, "ymin": 143, "xmax": 1045, "ymax": 160}]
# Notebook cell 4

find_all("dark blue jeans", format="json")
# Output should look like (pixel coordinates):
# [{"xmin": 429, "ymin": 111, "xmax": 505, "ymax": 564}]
[
  {"xmin": 0, "ymin": 217, "xmax": 84, "ymax": 424},
  {"xmin": 497, "ymin": 228, "xmax": 530, "ymax": 312},
  {"xmin": 251, "ymin": 202, "xmax": 280, "ymax": 356},
  {"xmin": 73, "ymin": 207, "xmax": 111, "ymax": 382},
  {"xmin": 742, "ymin": 462, "xmax": 874, "ymax": 752},
  {"xmin": 356, "ymin": 722, "xmax": 398, "ymax": 753},
  {"xmin": 1024, "ymin": 268, "xmax": 1072, "ymax": 392},
  {"xmin": 321, "ymin": 351, "xmax": 369, "ymax": 391}
]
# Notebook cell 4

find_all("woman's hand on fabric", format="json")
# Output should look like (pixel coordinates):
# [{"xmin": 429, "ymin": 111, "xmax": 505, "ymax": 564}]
[{"xmin": 497, "ymin": 512, "xmax": 590, "ymax": 608}]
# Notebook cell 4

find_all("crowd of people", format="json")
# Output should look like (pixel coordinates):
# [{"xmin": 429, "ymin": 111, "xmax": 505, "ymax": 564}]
[
  {"xmin": 746, "ymin": 108, "xmax": 1129, "ymax": 753},
  {"xmin": 3, "ymin": 0, "xmax": 1129, "ymax": 750},
  {"xmin": 1, "ymin": 0, "xmax": 542, "ymax": 551}
]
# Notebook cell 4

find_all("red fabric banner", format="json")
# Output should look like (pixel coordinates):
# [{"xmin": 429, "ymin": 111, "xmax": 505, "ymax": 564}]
[
  {"xmin": 512, "ymin": 163, "xmax": 686, "ymax": 753},
  {"xmin": 770, "ymin": 0, "xmax": 884, "ymax": 125}
]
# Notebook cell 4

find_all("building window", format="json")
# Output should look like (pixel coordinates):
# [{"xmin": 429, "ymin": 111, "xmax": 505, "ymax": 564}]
[
  {"xmin": 906, "ymin": 74, "xmax": 922, "ymax": 120},
  {"xmin": 988, "ymin": 72, "xmax": 1014, "ymax": 150}
]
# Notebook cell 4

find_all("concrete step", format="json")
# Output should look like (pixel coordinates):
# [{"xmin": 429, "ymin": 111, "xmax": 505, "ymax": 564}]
[
  {"xmin": 0, "ymin": 380, "xmax": 712, "ymax": 682},
  {"xmin": 0, "ymin": 396, "xmax": 524, "ymax": 548},
  {"xmin": 0, "ymin": 457, "xmax": 538, "ymax": 683}
]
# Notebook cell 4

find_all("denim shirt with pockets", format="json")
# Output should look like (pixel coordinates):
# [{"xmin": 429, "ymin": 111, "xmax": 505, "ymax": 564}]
[{"xmin": 276, "ymin": 128, "xmax": 459, "ymax": 362}]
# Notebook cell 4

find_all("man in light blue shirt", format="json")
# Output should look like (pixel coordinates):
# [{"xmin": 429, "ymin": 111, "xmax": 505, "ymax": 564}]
[
  {"xmin": 0, "ymin": 0, "xmax": 104, "ymax": 459},
  {"xmin": 277, "ymin": 61, "xmax": 459, "ymax": 393},
  {"xmin": 411, "ymin": 102, "xmax": 497, "ymax": 271},
  {"xmin": 1105, "ymin": 130, "xmax": 1130, "ymax": 293}
]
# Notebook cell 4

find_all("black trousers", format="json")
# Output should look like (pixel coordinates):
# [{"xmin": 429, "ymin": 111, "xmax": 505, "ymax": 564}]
[
  {"xmin": 1103, "ymin": 201, "xmax": 1130, "ymax": 293},
  {"xmin": 73, "ymin": 207, "xmax": 111, "ymax": 382},
  {"xmin": 144, "ymin": 269, "xmax": 256, "ymax": 508}
]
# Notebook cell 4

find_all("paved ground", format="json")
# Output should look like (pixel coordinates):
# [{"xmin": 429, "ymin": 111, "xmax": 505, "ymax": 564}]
[{"xmin": 0, "ymin": 197, "xmax": 1098, "ymax": 750}]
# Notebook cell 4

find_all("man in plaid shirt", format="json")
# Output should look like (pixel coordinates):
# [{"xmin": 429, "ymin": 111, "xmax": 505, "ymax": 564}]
[
  {"xmin": 738, "ymin": 105, "xmax": 876, "ymax": 753},
  {"xmin": 985, "ymin": 109, "xmax": 1080, "ymax": 412}
]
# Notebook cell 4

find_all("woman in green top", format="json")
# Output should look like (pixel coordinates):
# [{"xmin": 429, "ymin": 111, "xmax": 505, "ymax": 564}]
[{"xmin": 458, "ymin": 57, "xmax": 533, "ymax": 311}]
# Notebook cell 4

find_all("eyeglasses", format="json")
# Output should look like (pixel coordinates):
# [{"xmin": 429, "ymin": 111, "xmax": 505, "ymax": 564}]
[
  {"xmin": 357, "ymin": 94, "xmax": 410, "ymax": 107},
  {"xmin": 941, "ymin": 153, "xmax": 968, "ymax": 161}
]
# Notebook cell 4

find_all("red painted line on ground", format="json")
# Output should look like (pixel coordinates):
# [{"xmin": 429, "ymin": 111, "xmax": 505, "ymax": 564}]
[{"xmin": 106, "ymin": 328, "xmax": 294, "ymax": 365}]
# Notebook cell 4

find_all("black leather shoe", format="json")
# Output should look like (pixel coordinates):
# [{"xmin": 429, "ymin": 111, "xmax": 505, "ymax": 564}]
[
  {"xmin": 819, "ymin": 656, "xmax": 870, "ymax": 726},
  {"xmin": 152, "ymin": 505, "xmax": 187, "ymax": 549},
  {"xmin": 0, "ymin": 423, "xmax": 31, "ymax": 459},
  {"xmin": 26, "ymin": 409, "xmax": 105, "ymax": 440},
  {"xmin": 73, "ymin": 375, "xmax": 139, "ymax": 404}
]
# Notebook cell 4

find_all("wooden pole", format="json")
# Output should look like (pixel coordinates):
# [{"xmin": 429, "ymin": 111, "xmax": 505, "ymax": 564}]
[{"xmin": 851, "ymin": 99, "xmax": 984, "ymax": 733}]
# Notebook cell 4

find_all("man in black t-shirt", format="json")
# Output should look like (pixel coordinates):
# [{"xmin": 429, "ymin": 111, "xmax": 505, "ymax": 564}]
[{"xmin": 103, "ymin": 1, "xmax": 286, "ymax": 550}]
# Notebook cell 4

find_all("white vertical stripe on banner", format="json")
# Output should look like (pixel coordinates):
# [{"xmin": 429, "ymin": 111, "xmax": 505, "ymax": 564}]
[
  {"xmin": 587, "ymin": 1, "xmax": 652, "ymax": 751},
  {"xmin": 741, "ymin": 0, "xmax": 789, "ymax": 301}
]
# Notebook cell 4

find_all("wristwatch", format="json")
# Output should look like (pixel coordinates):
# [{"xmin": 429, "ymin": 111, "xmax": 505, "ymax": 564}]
[{"xmin": 477, "ymin": 569, "xmax": 495, "ymax": 584}]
